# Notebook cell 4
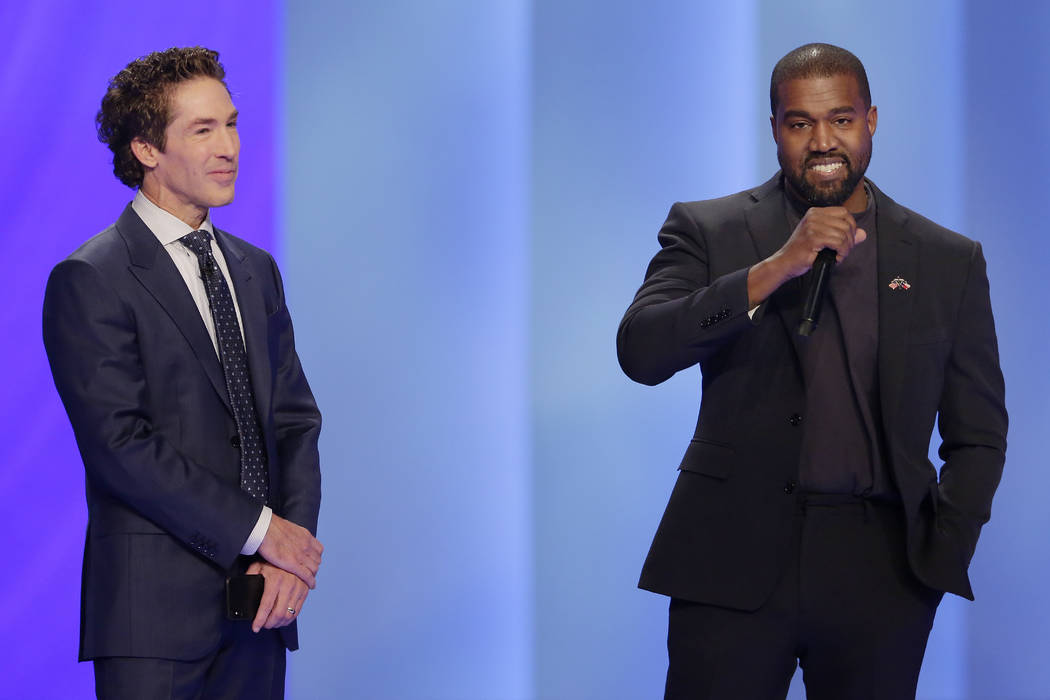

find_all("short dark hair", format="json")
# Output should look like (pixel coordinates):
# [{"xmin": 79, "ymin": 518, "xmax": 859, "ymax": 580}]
[
  {"xmin": 96, "ymin": 47, "xmax": 227, "ymax": 188},
  {"xmin": 770, "ymin": 43, "xmax": 870, "ymax": 115}
]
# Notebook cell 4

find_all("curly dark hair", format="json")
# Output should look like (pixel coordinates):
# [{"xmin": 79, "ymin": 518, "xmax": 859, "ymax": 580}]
[
  {"xmin": 770, "ymin": 43, "xmax": 871, "ymax": 116},
  {"xmin": 96, "ymin": 47, "xmax": 228, "ymax": 188}
]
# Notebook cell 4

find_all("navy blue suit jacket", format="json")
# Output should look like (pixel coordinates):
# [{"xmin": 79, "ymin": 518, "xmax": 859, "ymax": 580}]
[
  {"xmin": 618, "ymin": 175, "xmax": 1007, "ymax": 610},
  {"xmin": 43, "ymin": 204, "xmax": 321, "ymax": 661}
]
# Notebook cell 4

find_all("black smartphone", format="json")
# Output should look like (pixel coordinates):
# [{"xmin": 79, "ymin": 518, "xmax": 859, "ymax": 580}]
[{"xmin": 225, "ymin": 574, "xmax": 264, "ymax": 621}]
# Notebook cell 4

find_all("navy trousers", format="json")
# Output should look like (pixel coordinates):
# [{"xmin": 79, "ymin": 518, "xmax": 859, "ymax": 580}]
[{"xmin": 93, "ymin": 619, "xmax": 285, "ymax": 700}]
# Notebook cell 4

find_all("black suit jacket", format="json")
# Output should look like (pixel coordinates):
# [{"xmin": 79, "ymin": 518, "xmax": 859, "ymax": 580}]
[
  {"xmin": 43, "ymin": 204, "xmax": 321, "ymax": 660},
  {"xmin": 617, "ymin": 174, "xmax": 1006, "ymax": 610}
]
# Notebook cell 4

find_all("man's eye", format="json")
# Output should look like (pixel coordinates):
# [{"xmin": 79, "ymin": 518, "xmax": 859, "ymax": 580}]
[
  {"xmin": 790, "ymin": 122, "xmax": 808, "ymax": 129},
  {"xmin": 227, "ymin": 121, "xmax": 238, "ymax": 128},
  {"xmin": 196, "ymin": 128, "xmax": 210, "ymax": 135}
]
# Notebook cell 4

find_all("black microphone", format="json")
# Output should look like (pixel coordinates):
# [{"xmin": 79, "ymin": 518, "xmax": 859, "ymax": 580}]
[{"xmin": 797, "ymin": 248, "xmax": 836, "ymax": 337}]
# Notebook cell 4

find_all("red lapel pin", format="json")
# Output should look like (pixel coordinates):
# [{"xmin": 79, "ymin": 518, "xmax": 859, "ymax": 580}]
[{"xmin": 888, "ymin": 277, "xmax": 911, "ymax": 290}]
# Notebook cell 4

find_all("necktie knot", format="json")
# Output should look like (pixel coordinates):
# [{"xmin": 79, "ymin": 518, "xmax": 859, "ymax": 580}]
[{"xmin": 179, "ymin": 230, "xmax": 214, "ymax": 258}]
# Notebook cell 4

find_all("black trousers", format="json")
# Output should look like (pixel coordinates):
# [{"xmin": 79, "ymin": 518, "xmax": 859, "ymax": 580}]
[
  {"xmin": 93, "ymin": 619, "xmax": 285, "ymax": 700},
  {"xmin": 665, "ymin": 495, "xmax": 943, "ymax": 700}
]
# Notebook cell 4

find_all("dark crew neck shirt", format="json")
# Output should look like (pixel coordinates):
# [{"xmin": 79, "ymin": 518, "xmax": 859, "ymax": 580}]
[{"xmin": 782, "ymin": 182, "xmax": 896, "ymax": 500}]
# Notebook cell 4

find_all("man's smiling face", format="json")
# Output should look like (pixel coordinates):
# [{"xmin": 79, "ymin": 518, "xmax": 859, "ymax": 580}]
[
  {"xmin": 771, "ymin": 73, "xmax": 877, "ymax": 212},
  {"xmin": 135, "ymin": 76, "xmax": 239, "ymax": 227}
]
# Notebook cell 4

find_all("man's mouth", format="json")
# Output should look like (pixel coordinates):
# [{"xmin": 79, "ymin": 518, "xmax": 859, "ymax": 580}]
[{"xmin": 805, "ymin": 158, "xmax": 848, "ymax": 179}]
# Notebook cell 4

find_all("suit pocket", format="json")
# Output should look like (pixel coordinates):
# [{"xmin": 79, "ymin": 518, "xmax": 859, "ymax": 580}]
[{"xmin": 678, "ymin": 438, "xmax": 735, "ymax": 480}]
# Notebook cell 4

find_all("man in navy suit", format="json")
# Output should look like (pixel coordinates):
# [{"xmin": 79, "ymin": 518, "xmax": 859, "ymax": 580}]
[
  {"xmin": 43, "ymin": 47, "xmax": 323, "ymax": 699},
  {"xmin": 618, "ymin": 43, "xmax": 1007, "ymax": 699}
]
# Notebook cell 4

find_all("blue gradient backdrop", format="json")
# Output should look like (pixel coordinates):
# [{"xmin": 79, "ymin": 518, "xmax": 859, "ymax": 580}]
[{"xmin": 4, "ymin": 1, "xmax": 1047, "ymax": 698}]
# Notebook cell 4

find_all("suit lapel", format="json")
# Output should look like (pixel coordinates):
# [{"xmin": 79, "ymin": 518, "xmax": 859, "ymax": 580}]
[
  {"xmin": 743, "ymin": 174, "xmax": 805, "ymax": 355},
  {"xmin": 872, "ymin": 184, "xmax": 919, "ymax": 429},
  {"xmin": 215, "ymin": 231, "xmax": 273, "ymax": 426},
  {"xmin": 117, "ymin": 205, "xmax": 233, "ymax": 413}
]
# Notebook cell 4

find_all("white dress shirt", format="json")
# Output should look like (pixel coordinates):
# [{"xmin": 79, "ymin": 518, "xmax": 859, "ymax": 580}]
[{"xmin": 132, "ymin": 191, "xmax": 271, "ymax": 555}]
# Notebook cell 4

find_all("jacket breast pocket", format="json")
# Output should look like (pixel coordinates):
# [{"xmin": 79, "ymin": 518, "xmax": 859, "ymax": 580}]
[{"xmin": 678, "ymin": 438, "xmax": 735, "ymax": 480}]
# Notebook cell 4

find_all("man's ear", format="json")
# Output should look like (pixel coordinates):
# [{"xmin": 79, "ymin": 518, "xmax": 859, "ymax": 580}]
[
  {"xmin": 130, "ymin": 138, "xmax": 159, "ymax": 169},
  {"xmin": 866, "ymin": 105, "xmax": 878, "ymax": 137},
  {"xmin": 770, "ymin": 114, "xmax": 779, "ymax": 144}
]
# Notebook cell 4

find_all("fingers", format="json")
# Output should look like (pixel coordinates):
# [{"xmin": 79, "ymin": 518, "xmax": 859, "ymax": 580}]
[
  {"xmin": 251, "ymin": 563, "xmax": 309, "ymax": 632},
  {"xmin": 803, "ymin": 207, "xmax": 861, "ymax": 258},
  {"xmin": 287, "ymin": 532, "xmax": 320, "ymax": 589},
  {"xmin": 264, "ymin": 579, "xmax": 307, "ymax": 630},
  {"xmin": 252, "ymin": 568, "xmax": 280, "ymax": 633},
  {"xmin": 781, "ymin": 207, "xmax": 865, "ymax": 275}
]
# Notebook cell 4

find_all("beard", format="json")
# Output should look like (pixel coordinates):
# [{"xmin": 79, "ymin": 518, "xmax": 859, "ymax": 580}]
[{"xmin": 780, "ymin": 148, "xmax": 870, "ymax": 207}]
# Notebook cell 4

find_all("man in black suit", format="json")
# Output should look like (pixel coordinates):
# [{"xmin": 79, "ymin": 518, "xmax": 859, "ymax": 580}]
[
  {"xmin": 43, "ymin": 47, "xmax": 323, "ymax": 699},
  {"xmin": 617, "ymin": 43, "xmax": 1007, "ymax": 699}
]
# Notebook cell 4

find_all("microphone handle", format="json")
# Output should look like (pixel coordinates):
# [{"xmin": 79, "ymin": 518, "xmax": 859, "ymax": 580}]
[{"xmin": 797, "ymin": 248, "xmax": 836, "ymax": 337}]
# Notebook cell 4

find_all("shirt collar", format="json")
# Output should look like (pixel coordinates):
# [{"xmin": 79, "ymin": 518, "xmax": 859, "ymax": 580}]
[{"xmin": 131, "ymin": 190, "xmax": 215, "ymax": 246}]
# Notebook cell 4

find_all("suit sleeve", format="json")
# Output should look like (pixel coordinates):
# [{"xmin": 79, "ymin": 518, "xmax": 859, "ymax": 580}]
[
  {"xmin": 934, "ymin": 241, "xmax": 1008, "ymax": 562},
  {"xmin": 43, "ymin": 258, "xmax": 262, "ymax": 568},
  {"xmin": 264, "ymin": 254, "xmax": 322, "ymax": 536},
  {"xmin": 617, "ymin": 201, "xmax": 754, "ymax": 385}
]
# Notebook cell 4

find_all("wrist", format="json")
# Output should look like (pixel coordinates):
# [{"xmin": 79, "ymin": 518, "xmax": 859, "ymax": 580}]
[
  {"xmin": 747, "ymin": 257, "xmax": 791, "ymax": 309},
  {"xmin": 240, "ymin": 506, "xmax": 273, "ymax": 555}
]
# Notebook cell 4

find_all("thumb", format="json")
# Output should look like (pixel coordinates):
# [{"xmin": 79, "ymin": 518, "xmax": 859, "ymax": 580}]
[
  {"xmin": 246, "ymin": 561, "xmax": 262, "ymax": 575},
  {"xmin": 854, "ymin": 227, "xmax": 868, "ymax": 244}
]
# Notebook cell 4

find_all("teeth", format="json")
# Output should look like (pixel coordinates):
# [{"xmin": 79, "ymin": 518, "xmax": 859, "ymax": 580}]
[{"xmin": 810, "ymin": 162, "xmax": 843, "ymax": 174}]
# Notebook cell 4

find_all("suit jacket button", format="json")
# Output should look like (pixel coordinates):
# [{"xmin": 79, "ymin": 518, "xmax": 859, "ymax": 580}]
[
  {"xmin": 230, "ymin": 435, "xmax": 241, "ymax": 448},
  {"xmin": 788, "ymin": 413, "xmax": 803, "ymax": 426},
  {"xmin": 784, "ymin": 480, "xmax": 796, "ymax": 494}
]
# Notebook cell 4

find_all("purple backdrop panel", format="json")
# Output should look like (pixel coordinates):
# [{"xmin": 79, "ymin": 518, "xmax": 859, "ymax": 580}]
[{"xmin": 1, "ymin": 2, "xmax": 278, "ymax": 696}]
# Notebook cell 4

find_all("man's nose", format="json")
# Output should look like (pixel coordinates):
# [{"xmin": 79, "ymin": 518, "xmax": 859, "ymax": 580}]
[
  {"xmin": 809, "ymin": 122, "xmax": 834, "ymax": 152},
  {"xmin": 215, "ymin": 127, "xmax": 238, "ymax": 158}
]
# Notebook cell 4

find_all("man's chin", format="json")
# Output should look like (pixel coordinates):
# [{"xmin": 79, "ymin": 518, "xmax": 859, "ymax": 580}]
[
  {"xmin": 807, "ymin": 189, "xmax": 849, "ymax": 207},
  {"xmin": 208, "ymin": 188, "xmax": 236, "ymax": 208},
  {"xmin": 797, "ymin": 177, "xmax": 853, "ymax": 207}
]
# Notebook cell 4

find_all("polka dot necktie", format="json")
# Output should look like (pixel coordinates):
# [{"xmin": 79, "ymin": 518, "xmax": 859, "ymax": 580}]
[{"xmin": 180, "ymin": 230, "xmax": 269, "ymax": 505}]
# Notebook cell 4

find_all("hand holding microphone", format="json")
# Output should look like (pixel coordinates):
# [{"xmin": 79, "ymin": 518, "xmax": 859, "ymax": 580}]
[
  {"xmin": 787, "ymin": 207, "xmax": 866, "ymax": 335},
  {"xmin": 781, "ymin": 206, "xmax": 866, "ymax": 274},
  {"xmin": 746, "ymin": 206, "xmax": 867, "ymax": 327}
]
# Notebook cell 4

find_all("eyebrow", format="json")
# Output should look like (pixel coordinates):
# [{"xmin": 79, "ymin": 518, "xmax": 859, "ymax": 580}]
[
  {"xmin": 186, "ymin": 110, "xmax": 239, "ymax": 127},
  {"xmin": 782, "ymin": 106, "xmax": 857, "ymax": 120}
]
